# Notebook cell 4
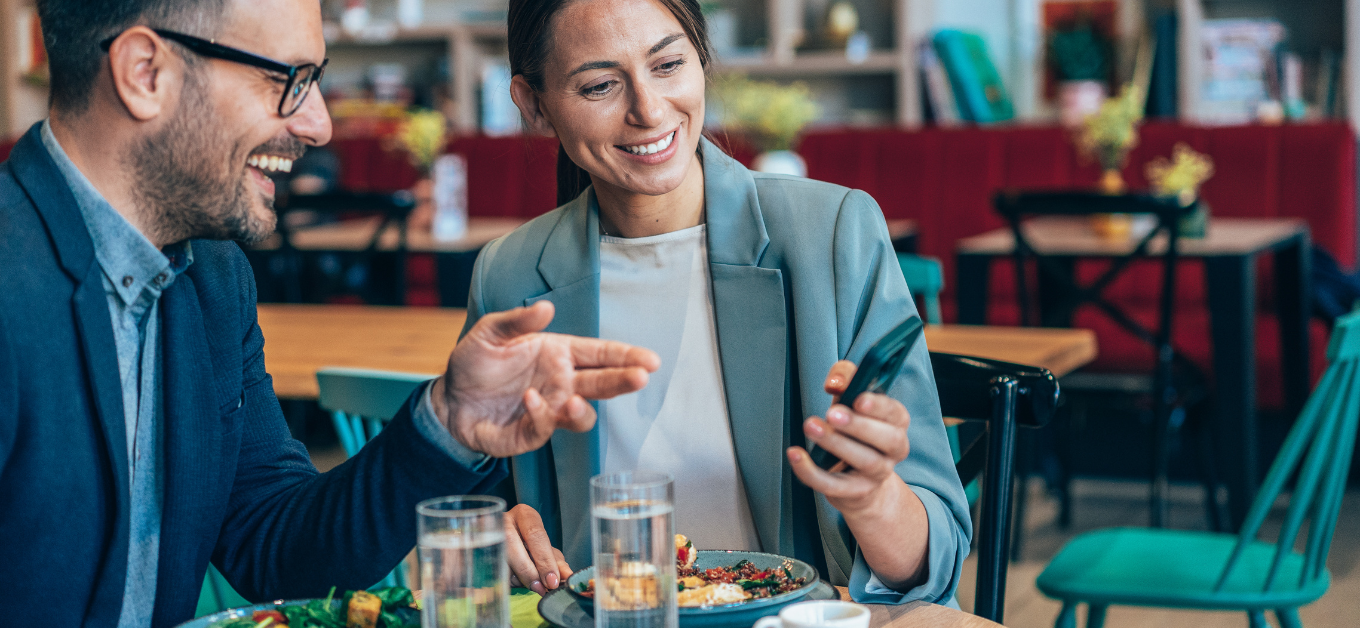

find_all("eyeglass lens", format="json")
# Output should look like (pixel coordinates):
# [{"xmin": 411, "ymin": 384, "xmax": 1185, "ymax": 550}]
[{"xmin": 282, "ymin": 65, "xmax": 322, "ymax": 116}]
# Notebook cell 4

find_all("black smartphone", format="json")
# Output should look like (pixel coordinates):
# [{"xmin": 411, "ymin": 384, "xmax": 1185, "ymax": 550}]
[{"xmin": 809, "ymin": 316, "xmax": 925, "ymax": 471}]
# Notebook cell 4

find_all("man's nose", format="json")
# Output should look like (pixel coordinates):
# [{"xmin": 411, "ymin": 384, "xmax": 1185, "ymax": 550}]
[{"xmin": 288, "ymin": 85, "xmax": 332, "ymax": 146}]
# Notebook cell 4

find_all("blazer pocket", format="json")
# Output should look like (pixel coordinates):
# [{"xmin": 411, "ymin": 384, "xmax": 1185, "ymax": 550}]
[{"xmin": 219, "ymin": 389, "xmax": 247, "ymax": 436}]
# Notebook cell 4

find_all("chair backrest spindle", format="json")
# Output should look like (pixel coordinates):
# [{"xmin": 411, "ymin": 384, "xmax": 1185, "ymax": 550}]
[{"xmin": 1212, "ymin": 310, "xmax": 1360, "ymax": 593}]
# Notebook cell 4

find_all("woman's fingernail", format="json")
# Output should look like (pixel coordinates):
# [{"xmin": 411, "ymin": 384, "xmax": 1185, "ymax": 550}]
[
  {"xmin": 547, "ymin": 573, "xmax": 560, "ymax": 588},
  {"xmin": 525, "ymin": 391, "xmax": 542, "ymax": 410},
  {"xmin": 828, "ymin": 408, "xmax": 848, "ymax": 424},
  {"xmin": 788, "ymin": 449, "xmax": 803, "ymax": 463},
  {"xmin": 806, "ymin": 421, "xmax": 824, "ymax": 437},
  {"xmin": 828, "ymin": 377, "xmax": 842, "ymax": 387},
  {"xmin": 532, "ymin": 581, "xmax": 544, "ymax": 594}
]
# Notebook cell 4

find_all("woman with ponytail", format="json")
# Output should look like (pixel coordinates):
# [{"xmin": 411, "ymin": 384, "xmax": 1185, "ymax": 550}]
[{"xmin": 459, "ymin": 0, "xmax": 971, "ymax": 608}]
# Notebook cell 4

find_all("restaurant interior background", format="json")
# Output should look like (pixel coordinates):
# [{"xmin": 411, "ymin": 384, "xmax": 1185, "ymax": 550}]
[{"xmin": 3, "ymin": 0, "xmax": 1360, "ymax": 626}]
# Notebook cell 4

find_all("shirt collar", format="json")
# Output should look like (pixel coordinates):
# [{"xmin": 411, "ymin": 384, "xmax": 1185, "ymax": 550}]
[{"xmin": 40, "ymin": 120, "xmax": 193, "ymax": 304}]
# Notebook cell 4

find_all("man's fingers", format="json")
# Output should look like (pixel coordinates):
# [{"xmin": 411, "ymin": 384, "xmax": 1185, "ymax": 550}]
[
  {"xmin": 554, "ymin": 548, "xmax": 574, "ymax": 578},
  {"xmin": 475, "ymin": 301, "xmax": 555, "ymax": 343},
  {"xmin": 572, "ymin": 368, "xmax": 652, "ymax": 400},
  {"xmin": 517, "ymin": 507, "xmax": 562, "ymax": 590},
  {"xmin": 504, "ymin": 517, "xmax": 546, "ymax": 595},
  {"xmin": 825, "ymin": 360, "xmax": 857, "ymax": 397},
  {"xmin": 565, "ymin": 336, "xmax": 661, "ymax": 371}
]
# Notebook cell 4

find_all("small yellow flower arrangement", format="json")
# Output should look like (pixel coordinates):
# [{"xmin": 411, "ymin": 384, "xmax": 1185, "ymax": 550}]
[
  {"xmin": 1076, "ymin": 83, "xmax": 1144, "ymax": 193},
  {"xmin": 1145, "ymin": 143, "xmax": 1215, "ymax": 205},
  {"xmin": 710, "ymin": 75, "xmax": 821, "ymax": 152},
  {"xmin": 1146, "ymin": 143, "xmax": 1216, "ymax": 238},
  {"xmin": 393, "ymin": 109, "xmax": 449, "ymax": 173}
]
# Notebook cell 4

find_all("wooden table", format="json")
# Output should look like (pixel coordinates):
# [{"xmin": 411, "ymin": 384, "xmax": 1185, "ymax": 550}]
[
  {"xmin": 249, "ymin": 217, "xmax": 526, "ymax": 307},
  {"xmin": 955, "ymin": 216, "xmax": 1312, "ymax": 528},
  {"xmin": 924, "ymin": 325, "xmax": 1097, "ymax": 378},
  {"xmin": 258, "ymin": 304, "xmax": 466, "ymax": 399},
  {"xmin": 254, "ymin": 216, "xmax": 526, "ymax": 253},
  {"xmin": 259, "ymin": 305, "xmax": 1095, "ymax": 398}
]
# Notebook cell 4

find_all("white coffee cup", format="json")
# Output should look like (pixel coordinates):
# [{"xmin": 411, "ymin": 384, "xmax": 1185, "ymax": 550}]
[{"xmin": 752, "ymin": 600, "xmax": 871, "ymax": 628}]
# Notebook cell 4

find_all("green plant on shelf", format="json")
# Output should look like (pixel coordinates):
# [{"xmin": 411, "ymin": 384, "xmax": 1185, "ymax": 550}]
[
  {"xmin": 1048, "ymin": 18, "xmax": 1110, "ymax": 82},
  {"xmin": 710, "ymin": 75, "xmax": 821, "ymax": 153}
]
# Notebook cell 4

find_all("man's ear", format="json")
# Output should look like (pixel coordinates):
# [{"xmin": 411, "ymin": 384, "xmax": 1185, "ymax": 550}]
[
  {"xmin": 105, "ymin": 26, "xmax": 180, "ymax": 121},
  {"xmin": 510, "ymin": 75, "xmax": 557, "ymax": 138}
]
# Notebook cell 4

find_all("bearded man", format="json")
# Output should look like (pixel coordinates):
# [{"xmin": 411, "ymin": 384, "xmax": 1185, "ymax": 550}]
[{"xmin": 0, "ymin": 1, "xmax": 660, "ymax": 626}]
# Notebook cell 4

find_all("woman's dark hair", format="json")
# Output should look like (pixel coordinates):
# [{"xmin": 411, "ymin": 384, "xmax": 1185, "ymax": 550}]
[{"xmin": 507, "ymin": 0, "xmax": 713, "ymax": 206}]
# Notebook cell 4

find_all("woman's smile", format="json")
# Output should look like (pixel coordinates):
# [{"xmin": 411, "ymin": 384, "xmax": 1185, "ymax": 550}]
[{"xmin": 615, "ymin": 127, "xmax": 680, "ymax": 164}]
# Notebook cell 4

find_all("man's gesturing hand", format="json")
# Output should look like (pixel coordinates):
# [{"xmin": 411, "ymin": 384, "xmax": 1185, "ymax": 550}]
[{"xmin": 431, "ymin": 301, "xmax": 660, "ymax": 458}]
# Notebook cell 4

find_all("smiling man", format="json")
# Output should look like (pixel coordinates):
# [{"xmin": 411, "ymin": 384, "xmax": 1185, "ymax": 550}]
[{"xmin": 0, "ymin": 1, "xmax": 660, "ymax": 626}]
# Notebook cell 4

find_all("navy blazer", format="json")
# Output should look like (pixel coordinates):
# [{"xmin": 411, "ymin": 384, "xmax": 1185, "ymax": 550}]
[{"xmin": 0, "ymin": 124, "xmax": 507, "ymax": 628}]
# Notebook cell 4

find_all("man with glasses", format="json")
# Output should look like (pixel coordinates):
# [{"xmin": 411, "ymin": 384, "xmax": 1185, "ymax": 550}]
[{"xmin": 0, "ymin": 1, "xmax": 659, "ymax": 625}]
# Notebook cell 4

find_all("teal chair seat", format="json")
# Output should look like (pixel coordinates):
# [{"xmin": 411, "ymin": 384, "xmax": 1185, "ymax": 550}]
[
  {"xmin": 1037, "ymin": 527, "xmax": 1328, "ymax": 610},
  {"xmin": 1037, "ymin": 309, "xmax": 1360, "ymax": 628}
]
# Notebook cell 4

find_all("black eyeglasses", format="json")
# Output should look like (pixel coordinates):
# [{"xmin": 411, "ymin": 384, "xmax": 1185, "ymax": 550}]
[{"xmin": 100, "ymin": 29, "xmax": 328, "ymax": 117}]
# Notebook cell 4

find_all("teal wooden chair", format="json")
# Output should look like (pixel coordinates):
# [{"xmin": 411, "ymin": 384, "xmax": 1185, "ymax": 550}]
[
  {"xmin": 195, "ymin": 564, "xmax": 252, "ymax": 617},
  {"xmin": 1036, "ymin": 309, "xmax": 1360, "ymax": 628},
  {"xmin": 317, "ymin": 366, "xmax": 437, "ymax": 588},
  {"xmin": 897, "ymin": 253, "xmax": 945, "ymax": 325}
]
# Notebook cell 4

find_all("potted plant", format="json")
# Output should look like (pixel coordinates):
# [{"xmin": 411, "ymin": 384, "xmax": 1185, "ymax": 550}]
[
  {"xmin": 1049, "ymin": 15, "xmax": 1111, "ymax": 129},
  {"xmin": 1075, "ymin": 84, "xmax": 1143, "ymax": 239},
  {"xmin": 1146, "ymin": 143, "xmax": 1216, "ymax": 238},
  {"xmin": 710, "ymin": 75, "xmax": 821, "ymax": 176}
]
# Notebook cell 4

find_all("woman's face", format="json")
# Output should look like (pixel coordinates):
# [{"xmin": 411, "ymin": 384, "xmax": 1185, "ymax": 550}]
[{"xmin": 518, "ymin": 0, "xmax": 706, "ymax": 198}]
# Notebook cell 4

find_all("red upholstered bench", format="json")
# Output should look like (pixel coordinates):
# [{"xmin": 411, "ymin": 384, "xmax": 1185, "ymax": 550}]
[{"xmin": 799, "ymin": 122, "xmax": 1356, "ymax": 411}]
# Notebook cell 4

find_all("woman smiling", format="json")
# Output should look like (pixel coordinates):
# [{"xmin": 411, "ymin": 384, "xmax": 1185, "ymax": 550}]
[{"xmin": 459, "ymin": 0, "xmax": 971, "ymax": 606}]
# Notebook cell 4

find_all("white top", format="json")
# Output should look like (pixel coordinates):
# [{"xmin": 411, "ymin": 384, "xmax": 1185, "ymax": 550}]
[{"xmin": 598, "ymin": 225, "xmax": 762, "ymax": 552}]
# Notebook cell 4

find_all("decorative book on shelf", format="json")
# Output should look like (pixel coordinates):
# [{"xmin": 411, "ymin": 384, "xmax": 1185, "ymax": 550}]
[{"xmin": 932, "ymin": 30, "xmax": 1014, "ymax": 124}]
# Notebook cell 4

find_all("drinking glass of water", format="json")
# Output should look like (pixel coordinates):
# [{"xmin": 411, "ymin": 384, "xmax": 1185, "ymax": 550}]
[
  {"xmin": 417, "ymin": 496, "xmax": 509, "ymax": 628},
  {"xmin": 590, "ymin": 472, "xmax": 677, "ymax": 628}
]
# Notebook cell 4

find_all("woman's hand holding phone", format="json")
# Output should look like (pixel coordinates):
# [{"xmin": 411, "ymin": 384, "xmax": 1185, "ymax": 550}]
[{"xmin": 786, "ymin": 360, "xmax": 914, "ymax": 517}]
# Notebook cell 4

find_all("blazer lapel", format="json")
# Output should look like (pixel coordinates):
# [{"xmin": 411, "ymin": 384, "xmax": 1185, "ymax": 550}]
[
  {"xmin": 9, "ymin": 125, "xmax": 133, "ymax": 620},
  {"xmin": 156, "ymin": 275, "xmax": 220, "ymax": 593},
  {"xmin": 524, "ymin": 193, "xmax": 601, "ymax": 563},
  {"xmin": 702, "ymin": 139, "xmax": 789, "ymax": 554}
]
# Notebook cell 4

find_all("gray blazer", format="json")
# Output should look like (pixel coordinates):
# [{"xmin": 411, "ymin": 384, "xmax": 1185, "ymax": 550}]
[{"xmin": 460, "ymin": 138, "xmax": 971, "ymax": 605}]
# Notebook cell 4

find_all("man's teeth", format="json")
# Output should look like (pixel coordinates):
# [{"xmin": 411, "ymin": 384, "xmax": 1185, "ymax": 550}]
[
  {"xmin": 623, "ymin": 131, "xmax": 675, "ymax": 156},
  {"xmin": 247, "ymin": 155, "xmax": 294, "ymax": 173}
]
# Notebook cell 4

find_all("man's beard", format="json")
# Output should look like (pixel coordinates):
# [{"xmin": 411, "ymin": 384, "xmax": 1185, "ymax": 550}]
[{"xmin": 129, "ymin": 73, "xmax": 287, "ymax": 246}]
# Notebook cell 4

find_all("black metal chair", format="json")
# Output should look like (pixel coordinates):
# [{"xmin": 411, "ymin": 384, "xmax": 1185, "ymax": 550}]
[
  {"xmin": 275, "ymin": 190, "xmax": 417, "ymax": 305},
  {"xmin": 993, "ymin": 191, "xmax": 1216, "ymax": 535},
  {"xmin": 932, "ymin": 352, "xmax": 1059, "ymax": 624}
]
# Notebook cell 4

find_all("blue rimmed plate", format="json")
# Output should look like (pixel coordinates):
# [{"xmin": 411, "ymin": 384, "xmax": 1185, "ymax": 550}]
[{"xmin": 544, "ymin": 550, "xmax": 827, "ymax": 628}]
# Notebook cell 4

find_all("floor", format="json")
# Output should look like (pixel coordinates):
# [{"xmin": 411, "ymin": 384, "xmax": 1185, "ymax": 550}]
[
  {"xmin": 957, "ymin": 478, "xmax": 1360, "ymax": 628},
  {"xmin": 307, "ymin": 443, "xmax": 1360, "ymax": 628}
]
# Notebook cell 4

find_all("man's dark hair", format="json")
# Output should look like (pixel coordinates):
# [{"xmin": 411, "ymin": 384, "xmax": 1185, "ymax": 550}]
[{"xmin": 37, "ymin": 0, "xmax": 227, "ymax": 112}]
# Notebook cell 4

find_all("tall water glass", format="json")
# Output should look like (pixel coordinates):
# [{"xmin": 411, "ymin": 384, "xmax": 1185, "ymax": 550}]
[
  {"xmin": 590, "ymin": 472, "xmax": 677, "ymax": 628},
  {"xmin": 417, "ymin": 496, "xmax": 509, "ymax": 628}
]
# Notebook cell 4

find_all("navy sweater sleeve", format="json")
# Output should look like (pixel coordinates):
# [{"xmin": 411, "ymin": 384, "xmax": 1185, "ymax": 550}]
[{"xmin": 211, "ymin": 252, "xmax": 508, "ymax": 600}]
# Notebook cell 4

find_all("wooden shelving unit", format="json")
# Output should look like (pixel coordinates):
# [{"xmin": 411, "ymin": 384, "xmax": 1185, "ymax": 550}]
[{"xmin": 2, "ymin": 0, "xmax": 1357, "ymax": 133}]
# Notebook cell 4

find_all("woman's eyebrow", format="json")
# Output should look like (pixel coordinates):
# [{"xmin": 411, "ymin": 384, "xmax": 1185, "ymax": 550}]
[{"xmin": 568, "ymin": 33, "xmax": 687, "ymax": 76}]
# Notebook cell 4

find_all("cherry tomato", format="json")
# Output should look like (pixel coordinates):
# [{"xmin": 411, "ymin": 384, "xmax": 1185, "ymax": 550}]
[{"xmin": 252, "ymin": 610, "xmax": 287, "ymax": 627}]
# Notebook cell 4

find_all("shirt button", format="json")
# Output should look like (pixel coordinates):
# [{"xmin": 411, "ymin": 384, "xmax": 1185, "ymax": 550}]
[
  {"xmin": 122, "ymin": 276, "xmax": 134, "ymax": 288},
  {"xmin": 156, "ymin": 272, "xmax": 168, "ymax": 283}
]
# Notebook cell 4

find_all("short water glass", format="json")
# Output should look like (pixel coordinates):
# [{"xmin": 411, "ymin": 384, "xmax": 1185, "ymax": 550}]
[
  {"xmin": 417, "ymin": 496, "xmax": 509, "ymax": 628},
  {"xmin": 590, "ymin": 472, "xmax": 677, "ymax": 628}
]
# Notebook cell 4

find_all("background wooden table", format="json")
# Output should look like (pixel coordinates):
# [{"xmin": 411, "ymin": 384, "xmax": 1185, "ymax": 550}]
[
  {"xmin": 956, "ymin": 216, "xmax": 1311, "ymax": 528},
  {"xmin": 259, "ymin": 305, "xmax": 1095, "ymax": 400},
  {"xmin": 258, "ymin": 304, "xmax": 465, "ymax": 399},
  {"xmin": 924, "ymin": 325, "xmax": 1097, "ymax": 378}
]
